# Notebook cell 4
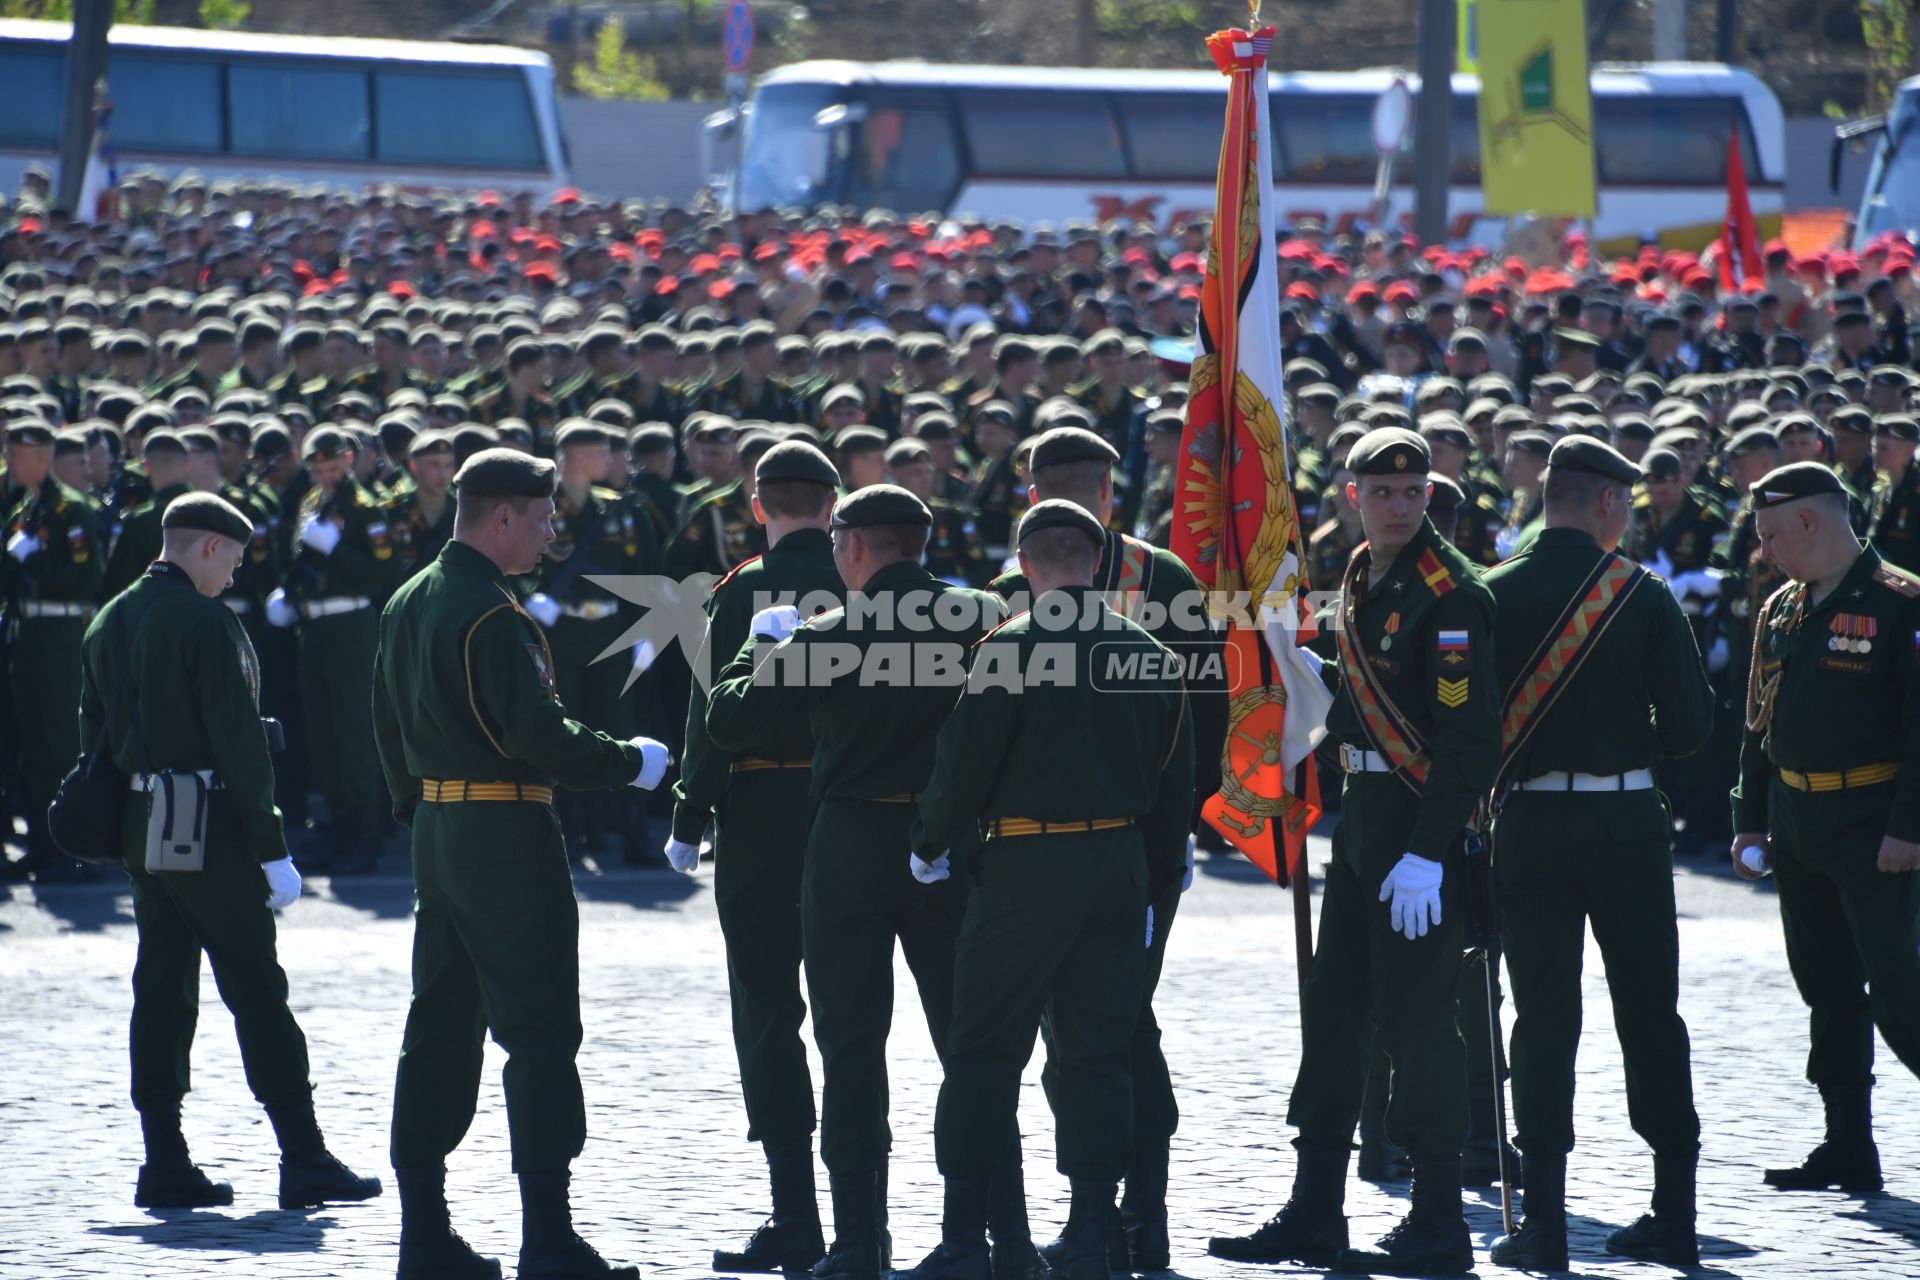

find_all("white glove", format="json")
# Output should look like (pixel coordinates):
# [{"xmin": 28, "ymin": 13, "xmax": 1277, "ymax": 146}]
[
  {"xmin": 1649, "ymin": 549, "xmax": 1675, "ymax": 580},
  {"xmin": 262, "ymin": 857, "xmax": 302, "ymax": 910},
  {"xmin": 629, "ymin": 736, "xmax": 670, "ymax": 790},
  {"xmin": 526, "ymin": 593, "xmax": 562, "ymax": 628},
  {"xmin": 910, "ymin": 851, "xmax": 951, "ymax": 884},
  {"xmin": 632, "ymin": 639, "xmax": 657, "ymax": 673},
  {"xmin": 1145, "ymin": 904, "xmax": 1155, "ymax": 949},
  {"xmin": 1181, "ymin": 834, "xmax": 1196, "ymax": 893},
  {"xmin": 750, "ymin": 603, "xmax": 803, "ymax": 641},
  {"xmin": 298, "ymin": 517, "xmax": 341, "ymax": 555},
  {"xmin": 1738, "ymin": 844, "xmax": 1772, "ymax": 877},
  {"xmin": 1706, "ymin": 635, "xmax": 1729, "ymax": 675},
  {"xmin": 663, "ymin": 837, "xmax": 701, "ymax": 873},
  {"xmin": 265, "ymin": 588, "xmax": 299, "ymax": 629},
  {"xmin": 5, "ymin": 530, "xmax": 40, "ymax": 561},
  {"xmin": 1378, "ymin": 852, "xmax": 1444, "ymax": 941}
]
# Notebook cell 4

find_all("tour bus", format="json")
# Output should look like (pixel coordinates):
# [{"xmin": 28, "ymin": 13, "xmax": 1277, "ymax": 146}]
[
  {"xmin": 733, "ymin": 61, "xmax": 1783, "ymax": 250},
  {"xmin": 1842, "ymin": 75, "xmax": 1920, "ymax": 248},
  {"xmin": 0, "ymin": 19, "xmax": 571, "ymax": 194}
]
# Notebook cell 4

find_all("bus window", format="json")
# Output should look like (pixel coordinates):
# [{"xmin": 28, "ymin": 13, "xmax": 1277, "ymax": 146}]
[
  {"xmin": 1117, "ymin": 94, "xmax": 1223, "ymax": 181},
  {"xmin": 376, "ymin": 69, "xmax": 542, "ymax": 169},
  {"xmin": 115, "ymin": 54, "xmax": 222, "ymax": 154},
  {"xmin": 1272, "ymin": 93, "xmax": 1374, "ymax": 184},
  {"xmin": 848, "ymin": 94, "xmax": 961, "ymax": 212},
  {"xmin": 229, "ymin": 62, "xmax": 370, "ymax": 161},
  {"xmin": 740, "ymin": 82, "xmax": 838, "ymax": 208},
  {"xmin": 961, "ymin": 92, "xmax": 1126, "ymax": 178},
  {"xmin": 1450, "ymin": 93, "xmax": 1482, "ymax": 184},
  {"xmin": 0, "ymin": 44, "xmax": 63, "ymax": 146},
  {"xmin": 1594, "ymin": 97, "xmax": 1759, "ymax": 185}
]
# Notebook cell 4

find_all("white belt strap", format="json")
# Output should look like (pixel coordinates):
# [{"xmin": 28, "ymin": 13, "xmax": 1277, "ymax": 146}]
[
  {"xmin": 1340, "ymin": 744, "xmax": 1394, "ymax": 773},
  {"xmin": 21, "ymin": 601, "xmax": 96, "ymax": 619},
  {"xmin": 558, "ymin": 599, "xmax": 621, "ymax": 621},
  {"xmin": 299, "ymin": 596, "xmax": 372, "ymax": 620},
  {"xmin": 132, "ymin": 769, "xmax": 222, "ymax": 791},
  {"xmin": 1515, "ymin": 768, "xmax": 1656, "ymax": 793}
]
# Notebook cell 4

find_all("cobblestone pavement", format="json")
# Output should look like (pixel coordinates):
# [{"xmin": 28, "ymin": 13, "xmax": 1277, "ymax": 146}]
[{"xmin": 1, "ymin": 831, "xmax": 1915, "ymax": 1279}]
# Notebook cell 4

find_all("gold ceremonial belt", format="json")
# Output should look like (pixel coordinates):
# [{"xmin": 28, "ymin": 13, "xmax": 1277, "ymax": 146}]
[
  {"xmin": 421, "ymin": 779, "xmax": 555, "ymax": 804},
  {"xmin": 1777, "ymin": 763, "xmax": 1900, "ymax": 793},
  {"xmin": 730, "ymin": 758, "xmax": 813, "ymax": 773},
  {"xmin": 866, "ymin": 793, "xmax": 922, "ymax": 804},
  {"xmin": 991, "ymin": 816, "xmax": 1135, "ymax": 839}
]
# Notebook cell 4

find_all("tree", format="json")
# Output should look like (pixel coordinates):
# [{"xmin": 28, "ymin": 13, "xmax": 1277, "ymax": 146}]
[
  {"xmin": 199, "ymin": 0, "xmax": 249, "ymax": 29},
  {"xmin": 0, "ymin": 0, "xmax": 154, "ymax": 18},
  {"xmin": 573, "ymin": 19, "xmax": 671, "ymax": 101}
]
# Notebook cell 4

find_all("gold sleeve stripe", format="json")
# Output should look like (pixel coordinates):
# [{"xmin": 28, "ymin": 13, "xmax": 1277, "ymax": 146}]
[{"xmin": 464, "ymin": 603, "xmax": 516, "ymax": 760}]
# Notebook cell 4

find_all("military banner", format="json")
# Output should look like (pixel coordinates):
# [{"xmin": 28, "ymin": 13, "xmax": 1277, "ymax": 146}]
[
  {"xmin": 1171, "ymin": 23, "xmax": 1330, "ymax": 887},
  {"xmin": 1475, "ymin": 0, "xmax": 1597, "ymax": 218}
]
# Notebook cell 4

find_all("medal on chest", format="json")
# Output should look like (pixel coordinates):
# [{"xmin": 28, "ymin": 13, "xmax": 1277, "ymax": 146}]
[
  {"xmin": 1829, "ymin": 613, "xmax": 1877, "ymax": 654},
  {"xmin": 1379, "ymin": 611, "xmax": 1399, "ymax": 651}
]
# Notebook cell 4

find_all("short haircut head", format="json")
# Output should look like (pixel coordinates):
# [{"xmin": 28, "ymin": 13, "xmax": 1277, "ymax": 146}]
[
  {"xmin": 454, "ymin": 490, "xmax": 546, "ymax": 534},
  {"xmin": 1028, "ymin": 458, "xmax": 1109, "ymax": 506},
  {"xmin": 1020, "ymin": 525, "xmax": 1103, "ymax": 577},
  {"xmin": 756, "ymin": 478, "xmax": 835, "ymax": 520},
  {"xmin": 856, "ymin": 522, "xmax": 930, "ymax": 563},
  {"xmin": 1542, "ymin": 465, "xmax": 1628, "ymax": 513}
]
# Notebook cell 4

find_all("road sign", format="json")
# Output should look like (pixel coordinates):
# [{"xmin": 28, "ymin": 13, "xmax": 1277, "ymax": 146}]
[
  {"xmin": 722, "ymin": 0, "xmax": 754, "ymax": 74},
  {"xmin": 1372, "ymin": 77, "xmax": 1413, "ymax": 156}
]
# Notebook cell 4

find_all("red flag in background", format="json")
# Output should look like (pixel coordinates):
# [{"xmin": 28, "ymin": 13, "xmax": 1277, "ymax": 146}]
[{"xmin": 1717, "ymin": 131, "xmax": 1763, "ymax": 291}]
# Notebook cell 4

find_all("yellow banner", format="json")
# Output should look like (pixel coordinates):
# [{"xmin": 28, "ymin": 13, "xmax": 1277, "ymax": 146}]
[
  {"xmin": 1457, "ymin": 0, "xmax": 1478, "ymax": 74},
  {"xmin": 1475, "ymin": 0, "xmax": 1596, "ymax": 217}
]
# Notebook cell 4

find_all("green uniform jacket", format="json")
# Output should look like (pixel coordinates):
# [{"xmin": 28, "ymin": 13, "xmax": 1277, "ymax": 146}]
[
  {"xmin": 910, "ymin": 598, "xmax": 1195, "ymax": 897},
  {"xmin": 1322, "ymin": 518, "xmax": 1500, "ymax": 858},
  {"xmin": 3, "ymin": 476, "xmax": 105, "ymax": 604},
  {"xmin": 672, "ymin": 526, "xmax": 845, "ymax": 844},
  {"xmin": 77, "ymin": 561, "xmax": 286, "ymax": 859},
  {"xmin": 385, "ymin": 487, "xmax": 457, "ymax": 581},
  {"xmin": 663, "ymin": 481, "xmax": 767, "ymax": 579},
  {"xmin": 103, "ymin": 482, "xmax": 189, "ymax": 601},
  {"xmin": 534, "ymin": 484, "xmax": 658, "ymax": 604},
  {"xmin": 221, "ymin": 481, "xmax": 283, "ymax": 606},
  {"xmin": 1482, "ymin": 527, "xmax": 1714, "ymax": 778},
  {"xmin": 372, "ymin": 541, "xmax": 646, "ymax": 826},
  {"xmin": 289, "ymin": 477, "xmax": 402, "ymax": 602},
  {"xmin": 1871, "ymin": 459, "xmax": 1920, "ymax": 577},
  {"xmin": 1733, "ymin": 547, "xmax": 1920, "ymax": 841},
  {"xmin": 706, "ymin": 560, "xmax": 997, "ymax": 800}
]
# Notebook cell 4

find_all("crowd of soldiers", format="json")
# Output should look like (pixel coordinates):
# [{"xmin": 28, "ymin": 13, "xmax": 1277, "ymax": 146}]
[{"xmin": 5, "ymin": 170, "xmax": 1920, "ymax": 1278}]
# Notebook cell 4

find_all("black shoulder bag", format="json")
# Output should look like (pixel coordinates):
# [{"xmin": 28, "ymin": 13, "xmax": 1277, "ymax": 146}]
[{"xmin": 47, "ymin": 597, "xmax": 155, "ymax": 865}]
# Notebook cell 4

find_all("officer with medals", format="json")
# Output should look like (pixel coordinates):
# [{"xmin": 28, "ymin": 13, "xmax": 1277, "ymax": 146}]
[
  {"xmin": 1482, "ymin": 437, "xmax": 1714, "ymax": 1269},
  {"xmin": 79, "ymin": 493, "xmax": 381, "ymax": 1212},
  {"xmin": 1209, "ymin": 426, "xmax": 1498, "ymax": 1277},
  {"xmin": 374, "ymin": 449, "xmax": 671, "ymax": 1280},
  {"xmin": 669, "ymin": 441, "xmax": 847, "ymax": 1273},
  {"xmin": 1731, "ymin": 461, "xmax": 1920, "ymax": 1202}
]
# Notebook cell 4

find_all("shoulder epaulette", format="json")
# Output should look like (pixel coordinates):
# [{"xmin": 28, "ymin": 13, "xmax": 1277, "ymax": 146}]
[
  {"xmin": 711, "ymin": 553, "xmax": 764, "ymax": 594},
  {"xmin": 1874, "ymin": 562, "xmax": 1920, "ymax": 598},
  {"xmin": 1416, "ymin": 547, "xmax": 1456, "ymax": 596},
  {"xmin": 973, "ymin": 610, "xmax": 1029, "ymax": 647}
]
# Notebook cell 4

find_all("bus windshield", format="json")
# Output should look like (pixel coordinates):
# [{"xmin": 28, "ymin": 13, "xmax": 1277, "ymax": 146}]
[
  {"xmin": 1860, "ymin": 87, "xmax": 1920, "ymax": 242},
  {"xmin": 739, "ymin": 82, "xmax": 840, "ymax": 209}
]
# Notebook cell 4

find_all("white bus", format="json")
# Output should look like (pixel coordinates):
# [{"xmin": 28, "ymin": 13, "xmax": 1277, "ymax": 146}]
[
  {"xmin": 1843, "ymin": 76, "xmax": 1920, "ymax": 248},
  {"xmin": 735, "ymin": 61, "xmax": 1783, "ymax": 250},
  {"xmin": 0, "ymin": 19, "xmax": 570, "ymax": 195}
]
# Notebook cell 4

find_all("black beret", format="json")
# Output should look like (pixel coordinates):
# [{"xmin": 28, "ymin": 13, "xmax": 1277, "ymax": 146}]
[
  {"xmin": 1874, "ymin": 414, "xmax": 1920, "ymax": 442},
  {"xmin": 409, "ymin": 429, "xmax": 454, "ymax": 458},
  {"xmin": 250, "ymin": 424, "xmax": 293, "ymax": 461},
  {"xmin": 736, "ymin": 429, "xmax": 780, "ymax": 461},
  {"xmin": 833, "ymin": 425, "xmax": 889, "ymax": 455},
  {"xmin": 1447, "ymin": 327, "xmax": 1489, "ymax": 353},
  {"xmin": 1425, "ymin": 472, "xmax": 1466, "ymax": 514},
  {"xmin": 4, "ymin": 418, "xmax": 54, "ymax": 445},
  {"xmin": 1147, "ymin": 409, "xmax": 1185, "ymax": 435},
  {"xmin": 161, "ymin": 491, "xmax": 254, "ymax": 544},
  {"xmin": 302, "ymin": 425, "xmax": 352, "ymax": 459},
  {"xmin": 831, "ymin": 483, "xmax": 931, "ymax": 529},
  {"xmin": 1612, "ymin": 416, "xmax": 1655, "ymax": 443},
  {"xmin": 911, "ymin": 412, "xmax": 957, "ymax": 442},
  {"xmin": 1295, "ymin": 382, "xmax": 1342, "ymax": 407},
  {"xmin": 143, "ymin": 429, "xmax": 188, "ymax": 457},
  {"xmin": 757, "ymin": 439, "xmax": 841, "ymax": 487},
  {"xmin": 1418, "ymin": 419, "xmax": 1472, "ymax": 451},
  {"xmin": 628, "ymin": 424, "xmax": 676, "ymax": 454},
  {"xmin": 1017, "ymin": 498, "xmax": 1107, "ymax": 550},
  {"xmin": 884, "ymin": 437, "xmax": 931, "ymax": 467},
  {"xmin": 454, "ymin": 447, "xmax": 556, "ymax": 499},
  {"xmin": 52, "ymin": 427, "xmax": 87, "ymax": 457},
  {"xmin": 1830, "ymin": 405, "xmax": 1873, "ymax": 434},
  {"xmin": 1751, "ymin": 461, "xmax": 1848, "ymax": 509},
  {"xmin": 1726, "ymin": 425, "xmax": 1782, "ymax": 456},
  {"xmin": 553, "ymin": 421, "xmax": 612, "ymax": 450},
  {"xmin": 1553, "ymin": 326, "xmax": 1601, "ymax": 352},
  {"xmin": 1548, "ymin": 435, "xmax": 1641, "ymax": 484},
  {"xmin": 1347, "ymin": 426, "xmax": 1431, "ymax": 475},
  {"xmin": 1507, "ymin": 430, "xmax": 1554, "ymax": 460},
  {"xmin": 974, "ymin": 399, "xmax": 1016, "ymax": 424},
  {"xmin": 1030, "ymin": 425, "xmax": 1119, "ymax": 471},
  {"xmin": 450, "ymin": 424, "xmax": 502, "ymax": 463},
  {"xmin": 1642, "ymin": 447, "xmax": 1684, "ymax": 480},
  {"xmin": 1645, "ymin": 312, "xmax": 1682, "ymax": 333},
  {"xmin": 178, "ymin": 426, "xmax": 220, "ymax": 453}
]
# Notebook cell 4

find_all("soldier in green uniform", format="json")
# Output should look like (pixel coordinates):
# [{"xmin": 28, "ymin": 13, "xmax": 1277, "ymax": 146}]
[
  {"xmin": 523, "ymin": 422, "xmax": 657, "ymax": 857},
  {"xmin": 1731, "ymin": 462, "xmax": 1920, "ymax": 1202},
  {"xmin": 1830, "ymin": 406, "xmax": 1887, "ymax": 531},
  {"xmin": 669, "ymin": 441, "xmax": 847, "ymax": 1274},
  {"xmin": 375, "ymin": 448, "xmax": 669, "ymax": 1280},
  {"xmin": 472, "ymin": 339, "xmax": 561, "ymax": 452},
  {"xmin": 78, "ymin": 493, "xmax": 380, "ymax": 1212},
  {"xmin": 1209, "ymin": 427, "xmax": 1498, "ymax": 1277},
  {"xmin": 1306, "ymin": 468, "xmax": 1362, "ymax": 594},
  {"xmin": 886, "ymin": 438, "xmax": 985, "ymax": 586},
  {"xmin": 1482, "ymin": 438, "xmax": 1715, "ymax": 1270},
  {"xmin": 965, "ymin": 404, "xmax": 1022, "ymax": 571},
  {"xmin": 279, "ymin": 426, "xmax": 400, "ymax": 873},
  {"xmin": 1629, "ymin": 448, "xmax": 1728, "ymax": 576},
  {"xmin": 696, "ymin": 323, "xmax": 798, "ymax": 422},
  {"xmin": 624, "ymin": 425, "xmax": 682, "ymax": 543},
  {"xmin": 900, "ymin": 500, "xmax": 1194, "ymax": 1280},
  {"xmin": 1869, "ymin": 413, "xmax": 1920, "ymax": 574},
  {"xmin": 388, "ymin": 430, "xmax": 458, "ymax": 580},
  {"xmin": 3, "ymin": 420, "xmax": 106, "ymax": 877},
  {"xmin": 103, "ymin": 431, "xmax": 192, "ymax": 600},
  {"xmin": 706, "ymin": 486, "xmax": 997, "ymax": 1280},
  {"xmin": 664, "ymin": 441, "xmax": 770, "ymax": 580}
]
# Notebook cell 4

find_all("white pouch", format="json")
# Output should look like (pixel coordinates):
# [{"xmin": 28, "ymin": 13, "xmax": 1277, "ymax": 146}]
[{"xmin": 142, "ymin": 771, "xmax": 211, "ymax": 874}]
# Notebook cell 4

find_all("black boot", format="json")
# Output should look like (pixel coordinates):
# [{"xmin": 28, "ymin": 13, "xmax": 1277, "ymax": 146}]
[
  {"xmin": 134, "ymin": 1106, "xmax": 233, "ymax": 1209},
  {"xmin": 1489, "ymin": 1152, "xmax": 1567, "ymax": 1271},
  {"xmin": 988, "ymin": 1165, "xmax": 1043, "ymax": 1280},
  {"xmin": 714, "ymin": 1138, "xmax": 826, "ymax": 1272},
  {"xmin": 1764, "ymin": 1083, "xmax": 1884, "ymax": 1192},
  {"xmin": 1461, "ymin": 1084, "xmax": 1523, "ymax": 1189},
  {"xmin": 1207, "ymin": 1140, "xmax": 1349, "ymax": 1266},
  {"xmin": 1047, "ymin": 1177, "xmax": 1120, "ymax": 1280},
  {"xmin": 1119, "ymin": 1138, "xmax": 1170, "ymax": 1271},
  {"xmin": 518, "ymin": 1170, "xmax": 638, "ymax": 1278},
  {"xmin": 1607, "ymin": 1152, "xmax": 1699, "ymax": 1267},
  {"xmin": 898, "ymin": 1175, "xmax": 993, "ymax": 1280},
  {"xmin": 271, "ymin": 1100, "xmax": 383, "ymax": 1210},
  {"xmin": 397, "ymin": 1164, "xmax": 503, "ymax": 1279},
  {"xmin": 1336, "ymin": 1156, "xmax": 1472, "ymax": 1277},
  {"xmin": 812, "ymin": 1171, "xmax": 886, "ymax": 1280},
  {"xmin": 1356, "ymin": 1072, "xmax": 1410, "ymax": 1183}
]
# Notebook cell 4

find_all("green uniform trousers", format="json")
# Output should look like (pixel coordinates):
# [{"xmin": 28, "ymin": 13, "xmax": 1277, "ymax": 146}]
[
  {"xmin": 391, "ymin": 801, "xmax": 586, "ymax": 1174},
  {"xmin": 1767, "ymin": 779, "xmax": 1920, "ymax": 1088},
  {"xmin": 9, "ymin": 615, "xmax": 87, "ymax": 845},
  {"xmin": 296, "ymin": 608, "xmax": 383, "ymax": 816},
  {"xmin": 941, "ymin": 833, "xmax": 1148, "ymax": 1182},
  {"xmin": 714, "ymin": 767, "xmax": 817, "ymax": 1145},
  {"xmin": 124, "ymin": 826, "xmax": 312, "ymax": 1116},
  {"xmin": 803, "ymin": 797, "xmax": 968, "ymax": 1175},
  {"xmin": 1288, "ymin": 777, "xmax": 1467, "ymax": 1163},
  {"xmin": 1494, "ymin": 790, "xmax": 1700, "ymax": 1157}
]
